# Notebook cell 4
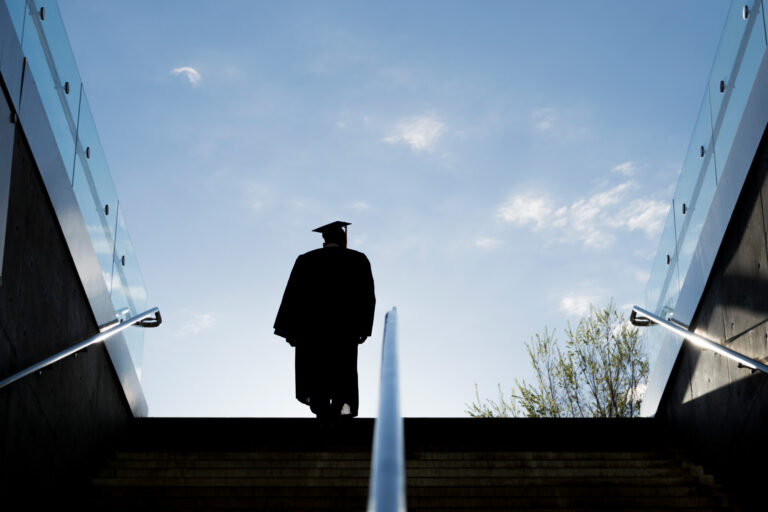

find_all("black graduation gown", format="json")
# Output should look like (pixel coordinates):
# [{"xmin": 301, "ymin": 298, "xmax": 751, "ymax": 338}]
[{"xmin": 274, "ymin": 246, "xmax": 375, "ymax": 416}]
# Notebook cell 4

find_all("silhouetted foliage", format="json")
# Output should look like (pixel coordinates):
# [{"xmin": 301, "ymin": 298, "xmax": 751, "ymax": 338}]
[{"xmin": 467, "ymin": 302, "xmax": 648, "ymax": 418}]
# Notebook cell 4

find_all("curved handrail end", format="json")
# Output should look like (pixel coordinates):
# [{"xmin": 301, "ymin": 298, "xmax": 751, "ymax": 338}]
[
  {"xmin": 630, "ymin": 308, "xmax": 651, "ymax": 327},
  {"xmin": 138, "ymin": 310, "xmax": 162, "ymax": 328}
]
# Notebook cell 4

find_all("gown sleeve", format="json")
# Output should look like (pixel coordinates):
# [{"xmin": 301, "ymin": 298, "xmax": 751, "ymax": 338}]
[
  {"xmin": 358, "ymin": 254, "xmax": 376, "ymax": 340},
  {"xmin": 274, "ymin": 255, "xmax": 305, "ymax": 342}
]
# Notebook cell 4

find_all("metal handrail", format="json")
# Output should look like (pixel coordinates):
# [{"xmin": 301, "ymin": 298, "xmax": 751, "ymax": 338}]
[
  {"xmin": 630, "ymin": 305, "xmax": 768, "ymax": 374},
  {"xmin": 0, "ymin": 307, "xmax": 162, "ymax": 390},
  {"xmin": 367, "ymin": 307, "xmax": 406, "ymax": 512}
]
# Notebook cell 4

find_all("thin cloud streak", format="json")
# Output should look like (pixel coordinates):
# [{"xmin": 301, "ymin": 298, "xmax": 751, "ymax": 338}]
[
  {"xmin": 532, "ymin": 107, "xmax": 557, "ymax": 132},
  {"xmin": 497, "ymin": 180, "xmax": 669, "ymax": 249},
  {"xmin": 560, "ymin": 294, "xmax": 595, "ymax": 317},
  {"xmin": 497, "ymin": 192, "xmax": 564, "ymax": 231},
  {"xmin": 176, "ymin": 312, "xmax": 215, "ymax": 336},
  {"xmin": 172, "ymin": 66, "xmax": 202, "ymax": 86},
  {"xmin": 475, "ymin": 237, "xmax": 503, "ymax": 250},
  {"xmin": 607, "ymin": 198, "xmax": 669, "ymax": 239},
  {"xmin": 530, "ymin": 106, "xmax": 592, "ymax": 140},
  {"xmin": 351, "ymin": 201, "xmax": 371, "ymax": 211},
  {"xmin": 383, "ymin": 115, "xmax": 445, "ymax": 152},
  {"xmin": 612, "ymin": 161, "xmax": 638, "ymax": 176}
]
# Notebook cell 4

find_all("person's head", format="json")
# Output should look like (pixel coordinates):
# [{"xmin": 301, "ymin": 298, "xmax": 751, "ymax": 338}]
[
  {"xmin": 322, "ymin": 226, "xmax": 347, "ymax": 247},
  {"xmin": 313, "ymin": 221, "xmax": 350, "ymax": 248}
]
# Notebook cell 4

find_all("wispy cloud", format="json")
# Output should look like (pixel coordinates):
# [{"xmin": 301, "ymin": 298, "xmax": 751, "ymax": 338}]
[
  {"xmin": 172, "ymin": 66, "xmax": 202, "ymax": 86},
  {"xmin": 606, "ymin": 198, "xmax": 669, "ymax": 239},
  {"xmin": 384, "ymin": 115, "xmax": 445, "ymax": 152},
  {"xmin": 567, "ymin": 182, "xmax": 631, "ymax": 247},
  {"xmin": 560, "ymin": 294, "xmax": 596, "ymax": 317},
  {"xmin": 497, "ymin": 193, "xmax": 566, "ymax": 231},
  {"xmin": 350, "ymin": 201, "xmax": 371, "ymax": 211},
  {"xmin": 497, "ymin": 180, "xmax": 669, "ymax": 249},
  {"xmin": 611, "ymin": 161, "xmax": 638, "ymax": 176},
  {"xmin": 532, "ymin": 108, "xmax": 558, "ymax": 132},
  {"xmin": 246, "ymin": 182, "xmax": 277, "ymax": 212},
  {"xmin": 475, "ymin": 237, "xmax": 503, "ymax": 250},
  {"xmin": 178, "ymin": 312, "xmax": 214, "ymax": 336},
  {"xmin": 530, "ymin": 106, "xmax": 592, "ymax": 140}
]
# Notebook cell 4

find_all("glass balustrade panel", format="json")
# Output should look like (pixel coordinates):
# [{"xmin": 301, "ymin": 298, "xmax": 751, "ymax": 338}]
[
  {"xmin": 676, "ymin": 158, "xmax": 718, "ymax": 283},
  {"xmin": 74, "ymin": 91, "xmax": 119, "ymax": 240},
  {"xmin": 111, "ymin": 204, "xmax": 148, "ymax": 378},
  {"xmin": 673, "ymin": 92, "xmax": 714, "ymax": 243},
  {"xmin": 31, "ymin": 0, "xmax": 81, "ymax": 128},
  {"xmin": 645, "ymin": 208, "xmax": 678, "ymax": 316},
  {"xmin": 72, "ymin": 155, "xmax": 116, "ymax": 292},
  {"xmin": 708, "ymin": 2, "xmax": 756, "ymax": 131},
  {"xmin": 20, "ymin": 1, "xmax": 76, "ymax": 181},
  {"xmin": 714, "ymin": 0, "xmax": 767, "ymax": 172}
]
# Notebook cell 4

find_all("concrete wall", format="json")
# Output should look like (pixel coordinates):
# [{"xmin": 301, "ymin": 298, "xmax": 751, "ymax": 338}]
[
  {"xmin": 658, "ymin": 121, "xmax": 768, "ymax": 505},
  {"xmin": 0, "ymin": 84, "xmax": 132, "ymax": 499}
]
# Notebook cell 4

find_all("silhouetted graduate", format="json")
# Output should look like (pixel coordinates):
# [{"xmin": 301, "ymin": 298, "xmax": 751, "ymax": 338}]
[{"xmin": 274, "ymin": 221, "xmax": 375, "ymax": 418}]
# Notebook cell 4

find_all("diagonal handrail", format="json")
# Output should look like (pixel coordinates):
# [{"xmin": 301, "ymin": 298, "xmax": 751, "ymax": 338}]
[
  {"xmin": 631, "ymin": 305, "xmax": 768, "ymax": 374},
  {"xmin": 0, "ymin": 307, "xmax": 162, "ymax": 390},
  {"xmin": 367, "ymin": 307, "xmax": 406, "ymax": 512}
]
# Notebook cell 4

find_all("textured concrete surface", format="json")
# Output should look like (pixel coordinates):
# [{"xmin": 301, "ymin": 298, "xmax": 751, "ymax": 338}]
[
  {"xmin": 658, "ymin": 122, "xmax": 768, "ymax": 509},
  {"xmin": 0, "ymin": 86, "xmax": 132, "ymax": 502},
  {"xmin": 0, "ymin": 74, "xmax": 12, "ymax": 280}
]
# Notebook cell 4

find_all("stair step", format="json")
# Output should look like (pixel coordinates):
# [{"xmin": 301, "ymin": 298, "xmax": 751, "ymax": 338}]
[
  {"xmin": 408, "ymin": 485, "xmax": 725, "ymax": 498},
  {"xmin": 92, "ymin": 475, "xmax": 711, "ymax": 488},
  {"xmin": 114, "ymin": 451, "xmax": 371, "ymax": 461},
  {"xmin": 107, "ymin": 459, "xmax": 372, "ymax": 469},
  {"xmin": 408, "ymin": 451, "xmax": 683, "ymax": 460},
  {"xmin": 90, "ymin": 484, "xmax": 720, "ymax": 498},
  {"xmin": 98, "ymin": 467, "xmax": 707, "ymax": 480},
  {"xmin": 406, "ymin": 496, "xmax": 728, "ymax": 507},
  {"xmin": 116, "ymin": 451, "xmax": 684, "ymax": 460},
  {"xmin": 407, "ymin": 509, "xmax": 731, "ymax": 512},
  {"xmin": 106, "ymin": 458, "xmax": 685, "ymax": 471},
  {"xmin": 89, "ymin": 496, "xmax": 365, "ymax": 510},
  {"xmin": 409, "ymin": 507, "xmax": 734, "ymax": 512},
  {"xmin": 89, "ymin": 495, "xmax": 728, "ymax": 508}
]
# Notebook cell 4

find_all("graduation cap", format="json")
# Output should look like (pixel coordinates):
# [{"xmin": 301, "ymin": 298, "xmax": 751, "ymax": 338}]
[{"xmin": 313, "ymin": 221, "xmax": 350, "ymax": 245}]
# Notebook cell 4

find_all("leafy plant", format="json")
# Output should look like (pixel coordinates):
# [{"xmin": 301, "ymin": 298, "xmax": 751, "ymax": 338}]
[{"xmin": 468, "ymin": 302, "xmax": 648, "ymax": 418}]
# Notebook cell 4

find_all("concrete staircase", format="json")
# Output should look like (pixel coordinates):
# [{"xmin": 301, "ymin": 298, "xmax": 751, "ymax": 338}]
[{"xmin": 87, "ymin": 418, "xmax": 739, "ymax": 511}]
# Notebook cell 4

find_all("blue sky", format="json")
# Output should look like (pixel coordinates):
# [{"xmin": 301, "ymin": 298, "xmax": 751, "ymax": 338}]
[{"xmin": 57, "ymin": 1, "xmax": 729, "ymax": 417}]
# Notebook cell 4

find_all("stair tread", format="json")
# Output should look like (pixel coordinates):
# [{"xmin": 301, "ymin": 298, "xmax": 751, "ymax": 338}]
[
  {"xmin": 88, "ymin": 484, "xmax": 719, "ymax": 497},
  {"xmin": 114, "ymin": 450, "xmax": 677, "ymax": 459},
  {"xmin": 92, "ymin": 475, "xmax": 710, "ymax": 486},
  {"xmin": 106, "ymin": 459, "xmax": 687, "ymax": 470},
  {"xmin": 98, "ymin": 467, "xmax": 703, "ymax": 478}
]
